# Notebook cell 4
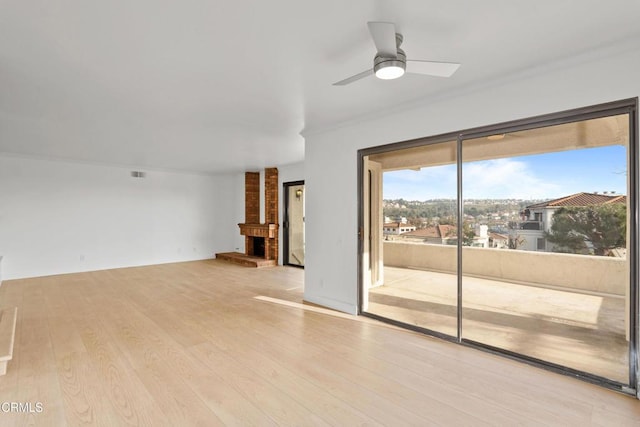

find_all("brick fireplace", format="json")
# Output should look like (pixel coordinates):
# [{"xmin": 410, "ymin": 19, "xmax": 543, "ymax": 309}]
[{"xmin": 216, "ymin": 168, "xmax": 279, "ymax": 267}]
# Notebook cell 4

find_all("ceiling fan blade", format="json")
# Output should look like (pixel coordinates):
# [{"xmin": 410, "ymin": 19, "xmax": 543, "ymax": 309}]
[
  {"xmin": 367, "ymin": 22, "xmax": 397, "ymax": 58},
  {"xmin": 332, "ymin": 69, "xmax": 374, "ymax": 86},
  {"xmin": 406, "ymin": 60, "xmax": 461, "ymax": 77}
]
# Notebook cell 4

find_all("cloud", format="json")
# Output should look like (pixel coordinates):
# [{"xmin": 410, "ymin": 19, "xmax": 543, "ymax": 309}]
[
  {"xmin": 384, "ymin": 165, "xmax": 456, "ymax": 200},
  {"xmin": 462, "ymin": 158, "xmax": 561, "ymax": 199},
  {"xmin": 383, "ymin": 158, "xmax": 561, "ymax": 200}
]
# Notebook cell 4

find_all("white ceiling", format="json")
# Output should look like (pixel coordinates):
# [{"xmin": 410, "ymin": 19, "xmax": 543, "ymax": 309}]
[{"xmin": 1, "ymin": 1, "xmax": 639, "ymax": 174}]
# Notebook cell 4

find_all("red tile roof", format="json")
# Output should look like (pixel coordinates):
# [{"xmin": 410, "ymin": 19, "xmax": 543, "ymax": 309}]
[
  {"xmin": 403, "ymin": 228, "xmax": 438, "ymax": 238},
  {"xmin": 403, "ymin": 224, "xmax": 457, "ymax": 238},
  {"xmin": 438, "ymin": 224, "xmax": 457, "ymax": 238},
  {"xmin": 527, "ymin": 192, "xmax": 626, "ymax": 209},
  {"xmin": 488, "ymin": 232, "xmax": 509, "ymax": 240}
]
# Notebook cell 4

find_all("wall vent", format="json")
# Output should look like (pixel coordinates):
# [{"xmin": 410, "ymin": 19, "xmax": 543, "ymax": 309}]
[{"xmin": 130, "ymin": 171, "xmax": 146, "ymax": 178}]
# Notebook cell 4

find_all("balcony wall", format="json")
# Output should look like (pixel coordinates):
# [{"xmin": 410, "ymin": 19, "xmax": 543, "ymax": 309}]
[{"xmin": 383, "ymin": 241, "xmax": 627, "ymax": 296}]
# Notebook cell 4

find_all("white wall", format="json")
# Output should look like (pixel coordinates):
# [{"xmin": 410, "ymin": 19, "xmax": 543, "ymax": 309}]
[
  {"xmin": 303, "ymin": 42, "xmax": 640, "ymax": 315},
  {"xmin": 232, "ymin": 171, "xmax": 246, "ymax": 253},
  {"xmin": 0, "ymin": 155, "xmax": 240, "ymax": 279}
]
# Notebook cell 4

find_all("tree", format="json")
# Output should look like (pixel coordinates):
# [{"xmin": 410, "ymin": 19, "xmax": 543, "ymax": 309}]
[
  {"xmin": 508, "ymin": 234, "xmax": 526, "ymax": 250},
  {"xmin": 438, "ymin": 216, "xmax": 456, "ymax": 226},
  {"xmin": 545, "ymin": 204, "xmax": 626, "ymax": 256},
  {"xmin": 462, "ymin": 221, "xmax": 475, "ymax": 246}
]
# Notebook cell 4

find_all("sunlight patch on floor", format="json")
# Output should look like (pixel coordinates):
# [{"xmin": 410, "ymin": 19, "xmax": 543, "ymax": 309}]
[{"xmin": 254, "ymin": 296, "xmax": 355, "ymax": 320}]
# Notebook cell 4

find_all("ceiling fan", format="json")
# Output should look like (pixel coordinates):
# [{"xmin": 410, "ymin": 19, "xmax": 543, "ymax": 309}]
[{"xmin": 333, "ymin": 22, "xmax": 461, "ymax": 86}]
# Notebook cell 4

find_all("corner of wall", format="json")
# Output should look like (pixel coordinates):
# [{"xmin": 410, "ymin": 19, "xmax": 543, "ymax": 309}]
[{"xmin": 303, "ymin": 293, "xmax": 358, "ymax": 316}]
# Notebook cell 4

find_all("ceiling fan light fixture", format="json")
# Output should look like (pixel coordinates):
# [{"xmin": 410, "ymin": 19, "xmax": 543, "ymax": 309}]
[
  {"xmin": 374, "ymin": 49, "xmax": 406, "ymax": 80},
  {"xmin": 375, "ymin": 62, "xmax": 405, "ymax": 80}
]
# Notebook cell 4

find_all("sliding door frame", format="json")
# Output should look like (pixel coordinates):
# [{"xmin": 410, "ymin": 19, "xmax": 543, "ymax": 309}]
[
  {"xmin": 357, "ymin": 98, "xmax": 639, "ymax": 396},
  {"xmin": 357, "ymin": 131, "xmax": 461, "ymax": 344},
  {"xmin": 283, "ymin": 180, "xmax": 305, "ymax": 268}
]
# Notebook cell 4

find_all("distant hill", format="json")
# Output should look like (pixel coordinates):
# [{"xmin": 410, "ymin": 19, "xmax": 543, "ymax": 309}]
[{"xmin": 383, "ymin": 198, "xmax": 546, "ymax": 222}]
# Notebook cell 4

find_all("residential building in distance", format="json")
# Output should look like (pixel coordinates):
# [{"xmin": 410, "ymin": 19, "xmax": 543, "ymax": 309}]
[
  {"xmin": 511, "ymin": 192, "xmax": 626, "ymax": 252},
  {"xmin": 400, "ymin": 224, "xmax": 457, "ymax": 245},
  {"xmin": 470, "ymin": 225, "xmax": 491, "ymax": 248},
  {"xmin": 488, "ymin": 231, "xmax": 510, "ymax": 249},
  {"xmin": 383, "ymin": 222, "xmax": 416, "ymax": 235},
  {"xmin": 395, "ymin": 223, "xmax": 508, "ymax": 249}
]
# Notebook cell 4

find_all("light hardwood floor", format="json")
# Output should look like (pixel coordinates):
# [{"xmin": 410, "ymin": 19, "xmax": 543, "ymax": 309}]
[{"xmin": 0, "ymin": 260, "xmax": 638, "ymax": 426}]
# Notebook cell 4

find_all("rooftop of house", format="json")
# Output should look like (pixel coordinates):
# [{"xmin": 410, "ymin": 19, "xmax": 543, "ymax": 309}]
[
  {"xmin": 488, "ymin": 232, "xmax": 509, "ymax": 240},
  {"xmin": 526, "ymin": 192, "xmax": 627, "ymax": 209},
  {"xmin": 403, "ymin": 224, "xmax": 457, "ymax": 239},
  {"xmin": 384, "ymin": 222, "xmax": 415, "ymax": 228}
]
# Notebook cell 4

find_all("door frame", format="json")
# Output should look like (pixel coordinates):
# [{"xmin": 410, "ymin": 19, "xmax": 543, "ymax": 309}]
[
  {"xmin": 283, "ymin": 180, "xmax": 305, "ymax": 268},
  {"xmin": 357, "ymin": 97, "xmax": 639, "ymax": 396}
]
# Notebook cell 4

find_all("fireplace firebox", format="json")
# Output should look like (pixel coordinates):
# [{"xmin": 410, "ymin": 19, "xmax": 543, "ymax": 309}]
[{"xmin": 248, "ymin": 237, "xmax": 265, "ymax": 258}]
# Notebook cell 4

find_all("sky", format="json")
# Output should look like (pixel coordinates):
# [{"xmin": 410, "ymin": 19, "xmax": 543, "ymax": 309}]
[{"xmin": 383, "ymin": 145, "xmax": 627, "ymax": 200}]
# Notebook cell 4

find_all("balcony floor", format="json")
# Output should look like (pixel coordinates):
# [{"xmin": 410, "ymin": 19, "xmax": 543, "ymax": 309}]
[{"xmin": 367, "ymin": 266, "xmax": 629, "ymax": 384}]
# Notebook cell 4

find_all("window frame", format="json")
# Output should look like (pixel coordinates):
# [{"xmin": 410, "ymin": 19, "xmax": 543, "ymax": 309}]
[{"xmin": 357, "ymin": 98, "xmax": 639, "ymax": 396}]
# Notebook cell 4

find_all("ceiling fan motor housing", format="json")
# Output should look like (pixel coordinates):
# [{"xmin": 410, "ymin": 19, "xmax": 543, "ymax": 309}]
[{"xmin": 374, "ymin": 48, "xmax": 406, "ymax": 74}]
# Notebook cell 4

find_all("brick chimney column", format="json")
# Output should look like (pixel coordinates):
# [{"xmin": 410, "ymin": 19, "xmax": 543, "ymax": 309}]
[{"xmin": 264, "ymin": 168, "xmax": 278, "ymax": 262}]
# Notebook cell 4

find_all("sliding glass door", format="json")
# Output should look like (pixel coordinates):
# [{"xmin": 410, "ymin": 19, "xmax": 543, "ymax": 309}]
[
  {"xmin": 363, "ymin": 141, "xmax": 458, "ymax": 337},
  {"xmin": 460, "ymin": 115, "xmax": 631, "ymax": 384},
  {"xmin": 359, "ymin": 99, "xmax": 637, "ymax": 393}
]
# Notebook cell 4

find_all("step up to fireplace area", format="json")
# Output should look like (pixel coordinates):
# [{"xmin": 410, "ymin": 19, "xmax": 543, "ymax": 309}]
[{"xmin": 215, "ymin": 252, "xmax": 277, "ymax": 268}]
